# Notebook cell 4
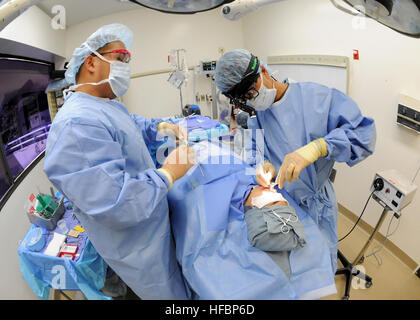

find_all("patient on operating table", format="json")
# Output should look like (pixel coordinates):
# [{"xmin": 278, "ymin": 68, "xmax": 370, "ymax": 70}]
[{"xmin": 242, "ymin": 185, "xmax": 307, "ymax": 278}]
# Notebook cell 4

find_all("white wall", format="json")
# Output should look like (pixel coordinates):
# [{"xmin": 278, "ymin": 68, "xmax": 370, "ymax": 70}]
[
  {"xmin": 242, "ymin": 0, "xmax": 420, "ymax": 266},
  {"xmin": 64, "ymin": 8, "xmax": 244, "ymax": 118},
  {"xmin": 0, "ymin": 159, "xmax": 54, "ymax": 299},
  {"xmin": 0, "ymin": 5, "xmax": 66, "ymax": 58}
]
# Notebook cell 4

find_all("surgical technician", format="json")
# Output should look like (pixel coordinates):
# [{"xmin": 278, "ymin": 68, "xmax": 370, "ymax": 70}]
[
  {"xmin": 215, "ymin": 49, "xmax": 376, "ymax": 272},
  {"xmin": 44, "ymin": 24, "xmax": 194, "ymax": 299}
]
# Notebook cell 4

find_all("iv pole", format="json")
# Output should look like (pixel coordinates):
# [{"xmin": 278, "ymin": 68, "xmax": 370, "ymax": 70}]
[
  {"xmin": 168, "ymin": 48, "xmax": 188, "ymax": 116},
  {"xmin": 176, "ymin": 50, "xmax": 184, "ymax": 116}
]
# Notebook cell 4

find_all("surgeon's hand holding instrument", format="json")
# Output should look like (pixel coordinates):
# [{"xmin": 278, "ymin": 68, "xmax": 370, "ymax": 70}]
[
  {"xmin": 178, "ymin": 137, "xmax": 205, "ymax": 177},
  {"xmin": 256, "ymin": 161, "xmax": 277, "ymax": 187},
  {"xmin": 158, "ymin": 145, "xmax": 196, "ymax": 189},
  {"xmin": 158, "ymin": 122, "xmax": 188, "ymax": 142},
  {"xmin": 275, "ymin": 138, "xmax": 328, "ymax": 189}
]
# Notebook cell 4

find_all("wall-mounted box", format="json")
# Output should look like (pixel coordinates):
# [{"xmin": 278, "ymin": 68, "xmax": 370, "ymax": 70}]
[{"xmin": 397, "ymin": 94, "xmax": 420, "ymax": 134}]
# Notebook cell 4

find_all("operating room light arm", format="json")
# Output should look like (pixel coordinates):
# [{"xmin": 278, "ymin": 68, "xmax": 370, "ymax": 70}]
[
  {"xmin": 0, "ymin": 0, "xmax": 44, "ymax": 31},
  {"xmin": 221, "ymin": 0, "xmax": 288, "ymax": 21}
]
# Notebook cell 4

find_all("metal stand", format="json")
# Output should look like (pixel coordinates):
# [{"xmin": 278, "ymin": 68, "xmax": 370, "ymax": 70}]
[
  {"xmin": 179, "ymin": 87, "xmax": 184, "ymax": 116},
  {"xmin": 336, "ymin": 204, "xmax": 391, "ymax": 300},
  {"xmin": 352, "ymin": 206, "xmax": 391, "ymax": 265},
  {"xmin": 211, "ymin": 79, "xmax": 218, "ymax": 120}
]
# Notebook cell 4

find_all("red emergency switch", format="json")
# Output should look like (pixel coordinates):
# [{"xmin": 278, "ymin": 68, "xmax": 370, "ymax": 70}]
[{"xmin": 353, "ymin": 49, "xmax": 359, "ymax": 60}]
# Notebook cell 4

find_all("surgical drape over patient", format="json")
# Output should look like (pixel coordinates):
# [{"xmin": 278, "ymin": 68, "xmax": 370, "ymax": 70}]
[{"xmin": 167, "ymin": 141, "xmax": 337, "ymax": 299}]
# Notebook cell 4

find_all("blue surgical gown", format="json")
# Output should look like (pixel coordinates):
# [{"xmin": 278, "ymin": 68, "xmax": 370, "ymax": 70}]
[
  {"xmin": 44, "ymin": 91, "xmax": 189, "ymax": 299},
  {"xmin": 246, "ymin": 82, "xmax": 376, "ymax": 272}
]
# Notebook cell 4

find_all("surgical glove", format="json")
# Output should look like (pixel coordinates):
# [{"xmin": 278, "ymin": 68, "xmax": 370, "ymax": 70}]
[
  {"xmin": 275, "ymin": 138, "xmax": 327, "ymax": 189},
  {"xmin": 159, "ymin": 145, "xmax": 195, "ymax": 189},
  {"xmin": 256, "ymin": 161, "xmax": 277, "ymax": 187},
  {"xmin": 158, "ymin": 122, "xmax": 188, "ymax": 143}
]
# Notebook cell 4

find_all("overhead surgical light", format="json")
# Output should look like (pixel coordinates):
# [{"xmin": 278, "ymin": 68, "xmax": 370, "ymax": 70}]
[
  {"xmin": 127, "ymin": 0, "xmax": 235, "ymax": 14},
  {"xmin": 343, "ymin": 0, "xmax": 420, "ymax": 37},
  {"xmin": 220, "ymin": 0, "xmax": 419, "ymax": 37},
  {"xmin": 221, "ymin": 0, "xmax": 286, "ymax": 21},
  {"xmin": 0, "ymin": 0, "xmax": 44, "ymax": 31},
  {"xmin": 366, "ymin": 0, "xmax": 394, "ymax": 16}
]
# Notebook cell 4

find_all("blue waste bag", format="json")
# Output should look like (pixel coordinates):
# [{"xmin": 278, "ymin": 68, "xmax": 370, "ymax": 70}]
[{"xmin": 167, "ymin": 141, "xmax": 336, "ymax": 300}]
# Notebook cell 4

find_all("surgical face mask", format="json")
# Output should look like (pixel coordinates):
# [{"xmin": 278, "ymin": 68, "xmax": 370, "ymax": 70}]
[
  {"xmin": 65, "ymin": 43, "xmax": 131, "ymax": 99},
  {"xmin": 251, "ymin": 190, "xmax": 288, "ymax": 209},
  {"xmin": 247, "ymin": 74, "xmax": 277, "ymax": 111}
]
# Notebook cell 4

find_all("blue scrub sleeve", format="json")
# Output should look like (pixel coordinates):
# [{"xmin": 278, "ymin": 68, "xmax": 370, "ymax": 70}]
[
  {"xmin": 130, "ymin": 114, "xmax": 163, "ymax": 146},
  {"xmin": 323, "ymin": 89, "xmax": 376, "ymax": 167},
  {"xmin": 45, "ymin": 121, "xmax": 171, "ymax": 230}
]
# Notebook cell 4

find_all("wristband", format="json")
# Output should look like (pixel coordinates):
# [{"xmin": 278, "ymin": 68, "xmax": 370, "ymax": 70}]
[{"xmin": 157, "ymin": 168, "xmax": 174, "ymax": 190}]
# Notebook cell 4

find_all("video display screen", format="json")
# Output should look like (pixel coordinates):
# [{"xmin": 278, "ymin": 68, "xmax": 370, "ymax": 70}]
[{"xmin": 0, "ymin": 57, "xmax": 52, "ymax": 199}]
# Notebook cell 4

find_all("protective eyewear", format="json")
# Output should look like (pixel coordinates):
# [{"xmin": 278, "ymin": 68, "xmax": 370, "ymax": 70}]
[
  {"xmin": 93, "ymin": 49, "xmax": 132, "ymax": 63},
  {"xmin": 222, "ymin": 54, "xmax": 261, "ymax": 117},
  {"xmin": 225, "ymin": 54, "xmax": 260, "ymax": 101},
  {"xmin": 242, "ymin": 82, "xmax": 260, "ymax": 101}
]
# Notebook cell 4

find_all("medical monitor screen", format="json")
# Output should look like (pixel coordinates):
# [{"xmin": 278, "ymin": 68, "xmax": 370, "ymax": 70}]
[{"xmin": 0, "ymin": 57, "xmax": 52, "ymax": 199}]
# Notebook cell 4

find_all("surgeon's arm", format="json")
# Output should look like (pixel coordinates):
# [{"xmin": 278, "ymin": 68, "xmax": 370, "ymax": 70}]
[
  {"xmin": 131, "ymin": 114, "xmax": 188, "ymax": 145},
  {"xmin": 323, "ymin": 89, "xmax": 376, "ymax": 166},
  {"xmin": 130, "ymin": 114, "xmax": 164, "ymax": 145},
  {"xmin": 44, "ymin": 120, "xmax": 172, "ymax": 231},
  {"xmin": 276, "ymin": 90, "xmax": 376, "ymax": 189}
]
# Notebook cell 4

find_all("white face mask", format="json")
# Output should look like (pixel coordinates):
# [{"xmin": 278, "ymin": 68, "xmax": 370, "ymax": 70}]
[
  {"xmin": 64, "ymin": 43, "xmax": 131, "ymax": 99},
  {"xmin": 251, "ymin": 190, "xmax": 288, "ymax": 209},
  {"xmin": 248, "ymin": 74, "xmax": 277, "ymax": 111}
]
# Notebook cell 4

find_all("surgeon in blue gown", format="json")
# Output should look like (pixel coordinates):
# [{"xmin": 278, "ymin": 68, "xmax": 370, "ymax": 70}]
[
  {"xmin": 215, "ymin": 49, "xmax": 376, "ymax": 272},
  {"xmin": 44, "ymin": 24, "xmax": 194, "ymax": 299}
]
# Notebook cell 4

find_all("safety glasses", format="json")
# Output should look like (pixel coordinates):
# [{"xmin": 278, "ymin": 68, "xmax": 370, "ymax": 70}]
[
  {"xmin": 93, "ymin": 49, "xmax": 132, "ymax": 63},
  {"xmin": 242, "ymin": 82, "xmax": 260, "ymax": 101},
  {"xmin": 226, "ymin": 73, "xmax": 260, "ymax": 102}
]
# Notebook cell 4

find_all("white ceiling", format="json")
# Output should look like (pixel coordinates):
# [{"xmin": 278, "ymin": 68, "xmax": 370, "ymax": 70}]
[{"xmin": 37, "ymin": 0, "xmax": 141, "ymax": 27}]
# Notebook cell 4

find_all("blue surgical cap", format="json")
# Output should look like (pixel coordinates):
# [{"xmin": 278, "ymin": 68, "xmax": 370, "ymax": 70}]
[
  {"xmin": 65, "ymin": 23, "xmax": 133, "ymax": 85},
  {"xmin": 215, "ymin": 49, "xmax": 262, "ymax": 93}
]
